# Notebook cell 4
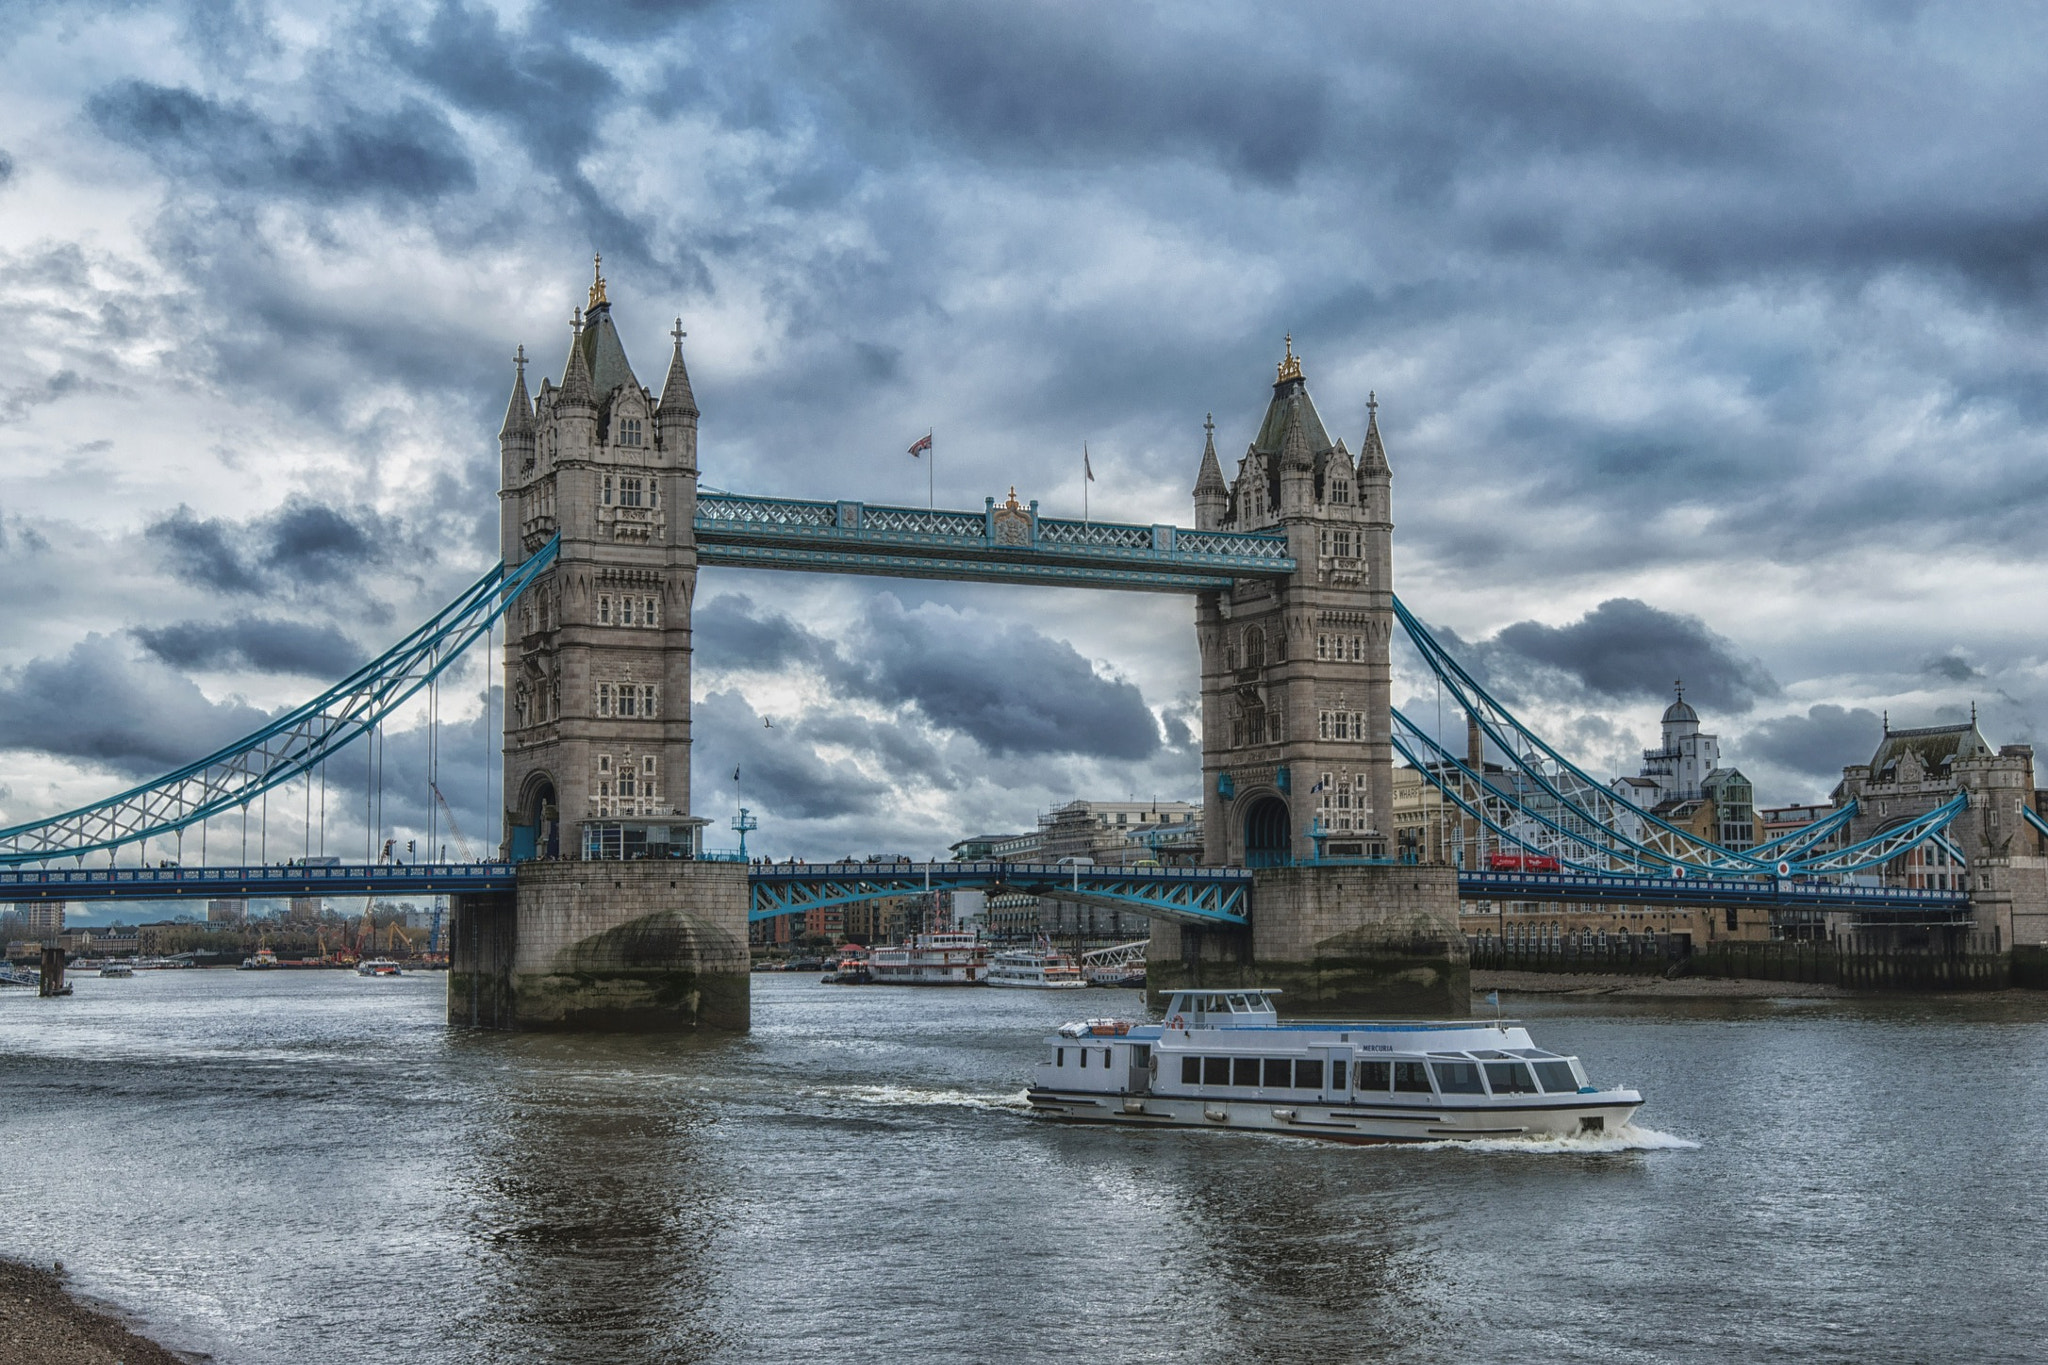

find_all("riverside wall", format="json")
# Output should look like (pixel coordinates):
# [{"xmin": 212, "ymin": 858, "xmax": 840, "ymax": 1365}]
[
  {"xmin": 1148, "ymin": 864, "xmax": 1468, "ymax": 1016},
  {"xmin": 449, "ymin": 860, "xmax": 750, "ymax": 1031}
]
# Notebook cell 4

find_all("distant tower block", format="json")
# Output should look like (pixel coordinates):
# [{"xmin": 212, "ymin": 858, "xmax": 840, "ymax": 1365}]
[{"xmin": 454, "ymin": 261, "xmax": 746, "ymax": 1032}]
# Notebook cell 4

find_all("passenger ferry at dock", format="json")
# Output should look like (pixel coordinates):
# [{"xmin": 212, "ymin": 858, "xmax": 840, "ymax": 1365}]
[
  {"xmin": 868, "ymin": 931, "xmax": 987, "ymax": 985},
  {"xmin": 1028, "ymin": 988, "xmax": 1643, "ymax": 1143},
  {"xmin": 986, "ymin": 946, "xmax": 1086, "ymax": 989}
]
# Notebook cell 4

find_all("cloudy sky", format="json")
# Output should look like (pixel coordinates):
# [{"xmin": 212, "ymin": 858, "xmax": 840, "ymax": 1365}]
[{"xmin": 4, "ymin": 0, "xmax": 2048, "ymax": 872}]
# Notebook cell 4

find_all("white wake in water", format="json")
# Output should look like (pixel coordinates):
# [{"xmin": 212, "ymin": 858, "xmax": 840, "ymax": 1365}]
[
  {"xmin": 810, "ymin": 1084, "xmax": 1035, "ymax": 1113},
  {"xmin": 1418, "ymin": 1123, "xmax": 1700, "ymax": 1155}
]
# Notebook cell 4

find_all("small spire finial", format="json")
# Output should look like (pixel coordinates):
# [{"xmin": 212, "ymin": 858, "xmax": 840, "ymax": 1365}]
[
  {"xmin": 1972, "ymin": 699, "xmax": 1978, "ymax": 724},
  {"xmin": 514, "ymin": 344, "xmax": 527, "ymax": 378},
  {"xmin": 1368, "ymin": 390, "xmax": 1378, "ymax": 417},
  {"xmin": 572, "ymin": 305, "xmax": 583, "ymax": 330},
  {"xmin": 1204, "ymin": 412, "xmax": 1215, "ymax": 437},
  {"xmin": 1276, "ymin": 334, "xmax": 1302, "ymax": 383},
  {"xmin": 1884, "ymin": 709, "xmax": 1890, "ymax": 732},
  {"xmin": 1675, "ymin": 678, "xmax": 1683, "ymax": 701},
  {"xmin": 671, "ymin": 317, "xmax": 686, "ymax": 347},
  {"xmin": 588, "ymin": 253, "xmax": 607, "ymax": 309}
]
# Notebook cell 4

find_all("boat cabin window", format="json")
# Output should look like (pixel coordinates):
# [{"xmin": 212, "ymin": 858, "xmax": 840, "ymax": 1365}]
[
  {"xmin": 1232, "ymin": 1057, "xmax": 1260, "ymax": 1086},
  {"xmin": 1226, "ymin": 994, "xmax": 1250, "ymax": 1012},
  {"xmin": 1393, "ymin": 1061, "xmax": 1432, "ymax": 1094},
  {"xmin": 1056, "ymin": 1048, "xmax": 1064, "ymax": 1066},
  {"xmin": 1182, "ymin": 1056, "xmax": 1201, "ymax": 1084},
  {"xmin": 1356, "ymin": 1060, "xmax": 1391, "ymax": 1091},
  {"xmin": 1294, "ymin": 1059, "xmax": 1323, "ymax": 1089},
  {"xmin": 1263, "ymin": 1057, "xmax": 1291, "ymax": 1087},
  {"xmin": 1102, "ymin": 1048, "xmax": 1113, "ymax": 1068},
  {"xmin": 1532, "ymin": 1060, "xmax": 1581, "ymax": 1094},
  {"xmin": 1204, "ymin": 1057, "xmax": 1230, "ymax": 1085},
  {"xmin": 1430, "ymin": 1059, "xmax": 1486, "ymax": 1095},
  {"xmin": 1484, "ymin": 1061, "xmax": 1539, "ymax": 1095},
  {"xmin": 1080, "ymin": 1049, "xmax": 1088, "ymax": 1068}
]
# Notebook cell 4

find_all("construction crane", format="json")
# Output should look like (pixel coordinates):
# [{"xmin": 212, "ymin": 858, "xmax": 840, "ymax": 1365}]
[{"xmin": 428, "ymin": 782, "xmax": 481, "ymax": 863}]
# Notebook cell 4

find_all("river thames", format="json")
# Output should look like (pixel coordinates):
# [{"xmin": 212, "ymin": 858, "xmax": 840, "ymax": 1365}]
[{"xmin": 2, "ymin": 971, "xmax": 2045, "ymax": 1363}]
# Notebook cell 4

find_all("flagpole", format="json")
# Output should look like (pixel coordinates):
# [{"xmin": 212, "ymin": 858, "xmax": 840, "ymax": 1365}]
[{"xmin": 929, "ymin": 427, "xmax": 935, "ymax": 510}]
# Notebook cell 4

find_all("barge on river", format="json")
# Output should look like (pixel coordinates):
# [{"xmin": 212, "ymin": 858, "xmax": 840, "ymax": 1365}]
[{"xmin": 1028, "ymin": 988, "xmax": 1642, "ymax": 1143}]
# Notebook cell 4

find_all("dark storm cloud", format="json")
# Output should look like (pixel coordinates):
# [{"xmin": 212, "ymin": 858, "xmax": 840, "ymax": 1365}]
[
  {"xmin": 846, "ymin": 597, "xmax": 1160, "ymax": 760},
  {"xmin": 693, "ymin": 690, "xmax": 889, "ymax": 820},
  {"xmin": 1490, "ymin": 599, "xmax": 1778, "ymax": 713},
  {"xmin": 1736, "ymin": 704, "xmax": 1883, "ymax": 782},
  {"xmin": 840, "ymin": 1, "xmax": 1330, "ymax": 188},
  {"xmin": 692, "ymin": 593, "xmax": 836, "ymax": 673},
  {"xmin": 144, "ymin": 499, "xmax": 415, "ymax": 595},
  {"xmin": 1925, "ymin": 652, "xmax": 1980, "ymax": 683},
  {"xmin": 696, "ymin": 592, "xmax": 1161, "ymax": 760},
  {"xmin": 132, "ymin": 617, "xmax": 363, "ymax": 677},
  {"xmin": 0, "ymin": 636, "xmax": 272, "ymax": 774},
  {"xmin": 0, "ymin": 149, "xmax": 13, "ymax": 185},
  {"xmin": 88, "ymin": 81, "xmax": 474, "ymax": 205}
]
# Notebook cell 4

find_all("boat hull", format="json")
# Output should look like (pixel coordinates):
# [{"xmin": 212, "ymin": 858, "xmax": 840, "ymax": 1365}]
[{"xmin": 1026, "ymin": 1087, "xmax": 1643, "ymax": 1143}]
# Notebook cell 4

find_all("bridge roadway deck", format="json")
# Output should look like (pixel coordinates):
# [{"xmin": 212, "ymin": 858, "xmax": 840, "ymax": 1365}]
[{"xmin": 0, "ymin": 862, "xmax": 1973, "ymax": 923}]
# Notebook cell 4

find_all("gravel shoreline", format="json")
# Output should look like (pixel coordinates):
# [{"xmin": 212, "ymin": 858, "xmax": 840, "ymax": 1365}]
[{"xmin": 0, "ymin": 1257, "xmax": 198, "ymax": 1364}]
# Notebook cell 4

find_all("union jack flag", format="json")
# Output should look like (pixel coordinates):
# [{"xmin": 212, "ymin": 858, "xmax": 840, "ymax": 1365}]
[{"xmin": 907, "ymin": 432, "xmax": 932, "ymax": 457}]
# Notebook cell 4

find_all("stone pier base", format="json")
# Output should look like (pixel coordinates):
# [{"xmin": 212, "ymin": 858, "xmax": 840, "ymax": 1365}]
[
  {"xmin": 1149, "ymin": 864, "xmax": 1467, "ymax": 1017},
  {"xmin": 449, "ymin": 860, "xmax": 750, "ymax": 1031}
]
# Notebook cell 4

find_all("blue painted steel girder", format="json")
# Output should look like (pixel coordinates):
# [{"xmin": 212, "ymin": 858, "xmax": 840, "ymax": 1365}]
[
  {"xmin": 0, "ymin": 863, "xmax": 517, "ymax": 902},
  {"xmin": 747, "ymin": 860, "xmax": 1251, "ymax": 926},
  {"xmin": 1458, "ymin": 869, "xmax": 1972, "ymax": 915},
  {"xmin": 694, "ymin": 493, "xmax": 1293, "ymax": 593}
]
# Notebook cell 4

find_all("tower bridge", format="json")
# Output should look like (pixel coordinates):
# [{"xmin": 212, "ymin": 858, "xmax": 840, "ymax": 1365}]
[{"xmin": 5, "ymin": 263, "xmax": 2039, "ymax": 1029}]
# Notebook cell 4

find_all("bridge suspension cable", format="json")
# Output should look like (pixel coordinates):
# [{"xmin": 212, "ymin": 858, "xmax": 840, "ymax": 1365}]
[
  {"xmin": 0, "ymin": 538, "xmax": 560, "ymax": 866},
  {"xmin": 1389, "ymin": 595, "xmax": 1964, "ymax": 879}
]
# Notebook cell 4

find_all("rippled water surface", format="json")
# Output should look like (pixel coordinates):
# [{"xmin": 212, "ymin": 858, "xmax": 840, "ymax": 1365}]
[{"xmin": 4, "ymin": 971, "xmax": 2047, "ymax": 1363}]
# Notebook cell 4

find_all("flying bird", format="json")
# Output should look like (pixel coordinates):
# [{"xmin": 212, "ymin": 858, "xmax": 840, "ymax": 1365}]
[{"xmin": 764, "ymin": 717, "xmax": 774, "ymax": 728}]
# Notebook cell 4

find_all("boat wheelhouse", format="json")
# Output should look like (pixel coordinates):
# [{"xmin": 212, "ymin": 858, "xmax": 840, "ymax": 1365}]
[{"xmin": 1028, "ymin": 988, "xmax": 1643, "ymax": 1143}]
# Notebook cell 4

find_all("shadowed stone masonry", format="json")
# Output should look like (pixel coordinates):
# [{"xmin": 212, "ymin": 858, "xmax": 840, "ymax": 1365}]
[{"xmin": 449, "ymin": 861, "xmax": 749, "ymax": 1031}]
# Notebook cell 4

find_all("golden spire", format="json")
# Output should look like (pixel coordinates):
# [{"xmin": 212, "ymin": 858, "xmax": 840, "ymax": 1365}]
[
  {"xmin": 1276, "ymin": 333, "xmax": 1302, "ymax": 383},
  {"xmin": 588, "ymin": 252, "xmax": 608, "ymax": 310}
]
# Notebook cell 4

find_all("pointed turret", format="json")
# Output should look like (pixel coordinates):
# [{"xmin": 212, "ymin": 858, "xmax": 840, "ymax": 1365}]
[
  {"xmin": 557, "ymin": 314, "xmax": 595, "ymax": 409},
  {"xmin": 499, "ymin": 345, "xmax": 535, "ymax": 441},
  {"xmin": 657, "ymin": 318, "xmax": 699, "ymax": 418},
  {"xmin": 1357, "ymin": 390, "xmax": 1390, "ymax": 477},
  {"xmin": 1193, "ymin": 413, "xmax": 1227, "ymax": 530}
]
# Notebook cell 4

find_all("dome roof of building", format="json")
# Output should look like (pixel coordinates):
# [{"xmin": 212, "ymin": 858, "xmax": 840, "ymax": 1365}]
[{"xmin": 1662, "ymin": 697, "xmax": 1698, "ymax": 725}]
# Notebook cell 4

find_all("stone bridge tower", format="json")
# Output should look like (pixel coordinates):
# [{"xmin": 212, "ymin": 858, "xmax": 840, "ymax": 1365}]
[
  {"xmin": 497, "ymin": 259, "xmax": 704, "ymax": 862},
  {"xmin": 1194, "ymin": 339, "xmax": 1394, "ymax": 866},
  {"xmin": 1159, "ymin": 340, "xmax": 1465, "ymax": 1016},
  {"xmin": 452, "ymin": 262, "xmax": 746, "ymax": 1033}
]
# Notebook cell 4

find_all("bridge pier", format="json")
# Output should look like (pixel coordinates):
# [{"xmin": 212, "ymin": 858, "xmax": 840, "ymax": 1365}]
[
  {"xmin": 448, "ymin": 862, "xmax": 749, "ymax": 1031},
  {"xmin": 1149, "ymin": 865, "xmax": 1467, "ymax": 1016}
]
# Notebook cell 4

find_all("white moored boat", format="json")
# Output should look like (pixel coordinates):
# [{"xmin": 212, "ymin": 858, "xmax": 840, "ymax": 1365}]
[
  {"xmin": 1028, "ymin": 988, "xmax": 1643, "ymax": 1143},
  {"xmin": 868, "ymin": 931, "xmax": 987, "ymax": 985},
  {"xmin": 986, "ymin": 946, "xmax": 1086, "ymax": 989}
]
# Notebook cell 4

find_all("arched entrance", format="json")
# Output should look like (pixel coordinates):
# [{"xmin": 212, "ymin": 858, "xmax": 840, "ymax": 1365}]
[
  {"xmin": 510, "ymin": 777, "xmax": 558, "ymax": 861},
  {"xmin": 1244, "ymin": 795, "xmax": 1291, "ymax": 868}
]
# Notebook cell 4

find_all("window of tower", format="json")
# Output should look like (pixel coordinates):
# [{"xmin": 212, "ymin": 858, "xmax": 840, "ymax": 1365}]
[
  {"xmin": 620, "ymin": 771, "xmax": 636, "ymax": 799},
  {"xmin": 1244, "ymin": 627, "xmax": 1266, "ymax": 670},
  {"xmin": 621, "ymin": 417, "xmax": 643, "ymax": 447},
  {"xmin": 1334, "ymin": 530, "xmax": 1353, "ymax": 558},
  {"xmin": 597, "ymin": 683, "xmax": 612, "ymax": 717},
  {"xmin": 641, "ymin": 685, "xmax": 658, "ymax": 717},
  {"xmin": 620, "ymin": 596, "xmax": 635, "ymax": 626},
  {"xmin": 603, "ymin": 474, "xmax": 614, "ymax": 505},
  {"xmin": 619, "ymin": 685, "xmax": 637, "ymax": 718},
  {"xmin": 642, "ymin": 596, "xmax": 659, "ymax": 627},
  {"xmin": 598, "ymin": 596, "xmax": 612, "ymax": 625},
  {"xmin": 598, "ymin": 755, "xmax": 613, "ymax": 774},
  {"xmin": 1351, "ymin": 636, "xmax": 1363, "ymax": 662},
  {"xmin": 1317, "ymin": 634, "xmax": 1329, "ymax": 660},
  {"xmin": 1333, "ymin": 481, "xmax": 1351, "ymax": 505},
  {"xmin": 620, "ymin": 476, "xmax": 644, "ymax": 508}
]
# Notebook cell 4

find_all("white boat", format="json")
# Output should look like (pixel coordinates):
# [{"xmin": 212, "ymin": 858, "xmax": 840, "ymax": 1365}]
[
  {"xmin": 987, "ymin": 946, "xmax": 1087, "ymax": 989},
  {"xmin": 1028, "ymin": 988, "xmax": 1644, "ymax": 1143},
  {"xmin": 357, "ymin": 959, "xmax": 403, "ymax": 977},
  {"xmin": 98, "ymin": 963, "xmax": 135, "ymax": 978},
  {"xmin": 868, "ymin": 931, "xmax": 986, "ymax": 985},
  {"xmin": 238, "ymin": 949, "xmax": 279, "ymax": 971}
]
